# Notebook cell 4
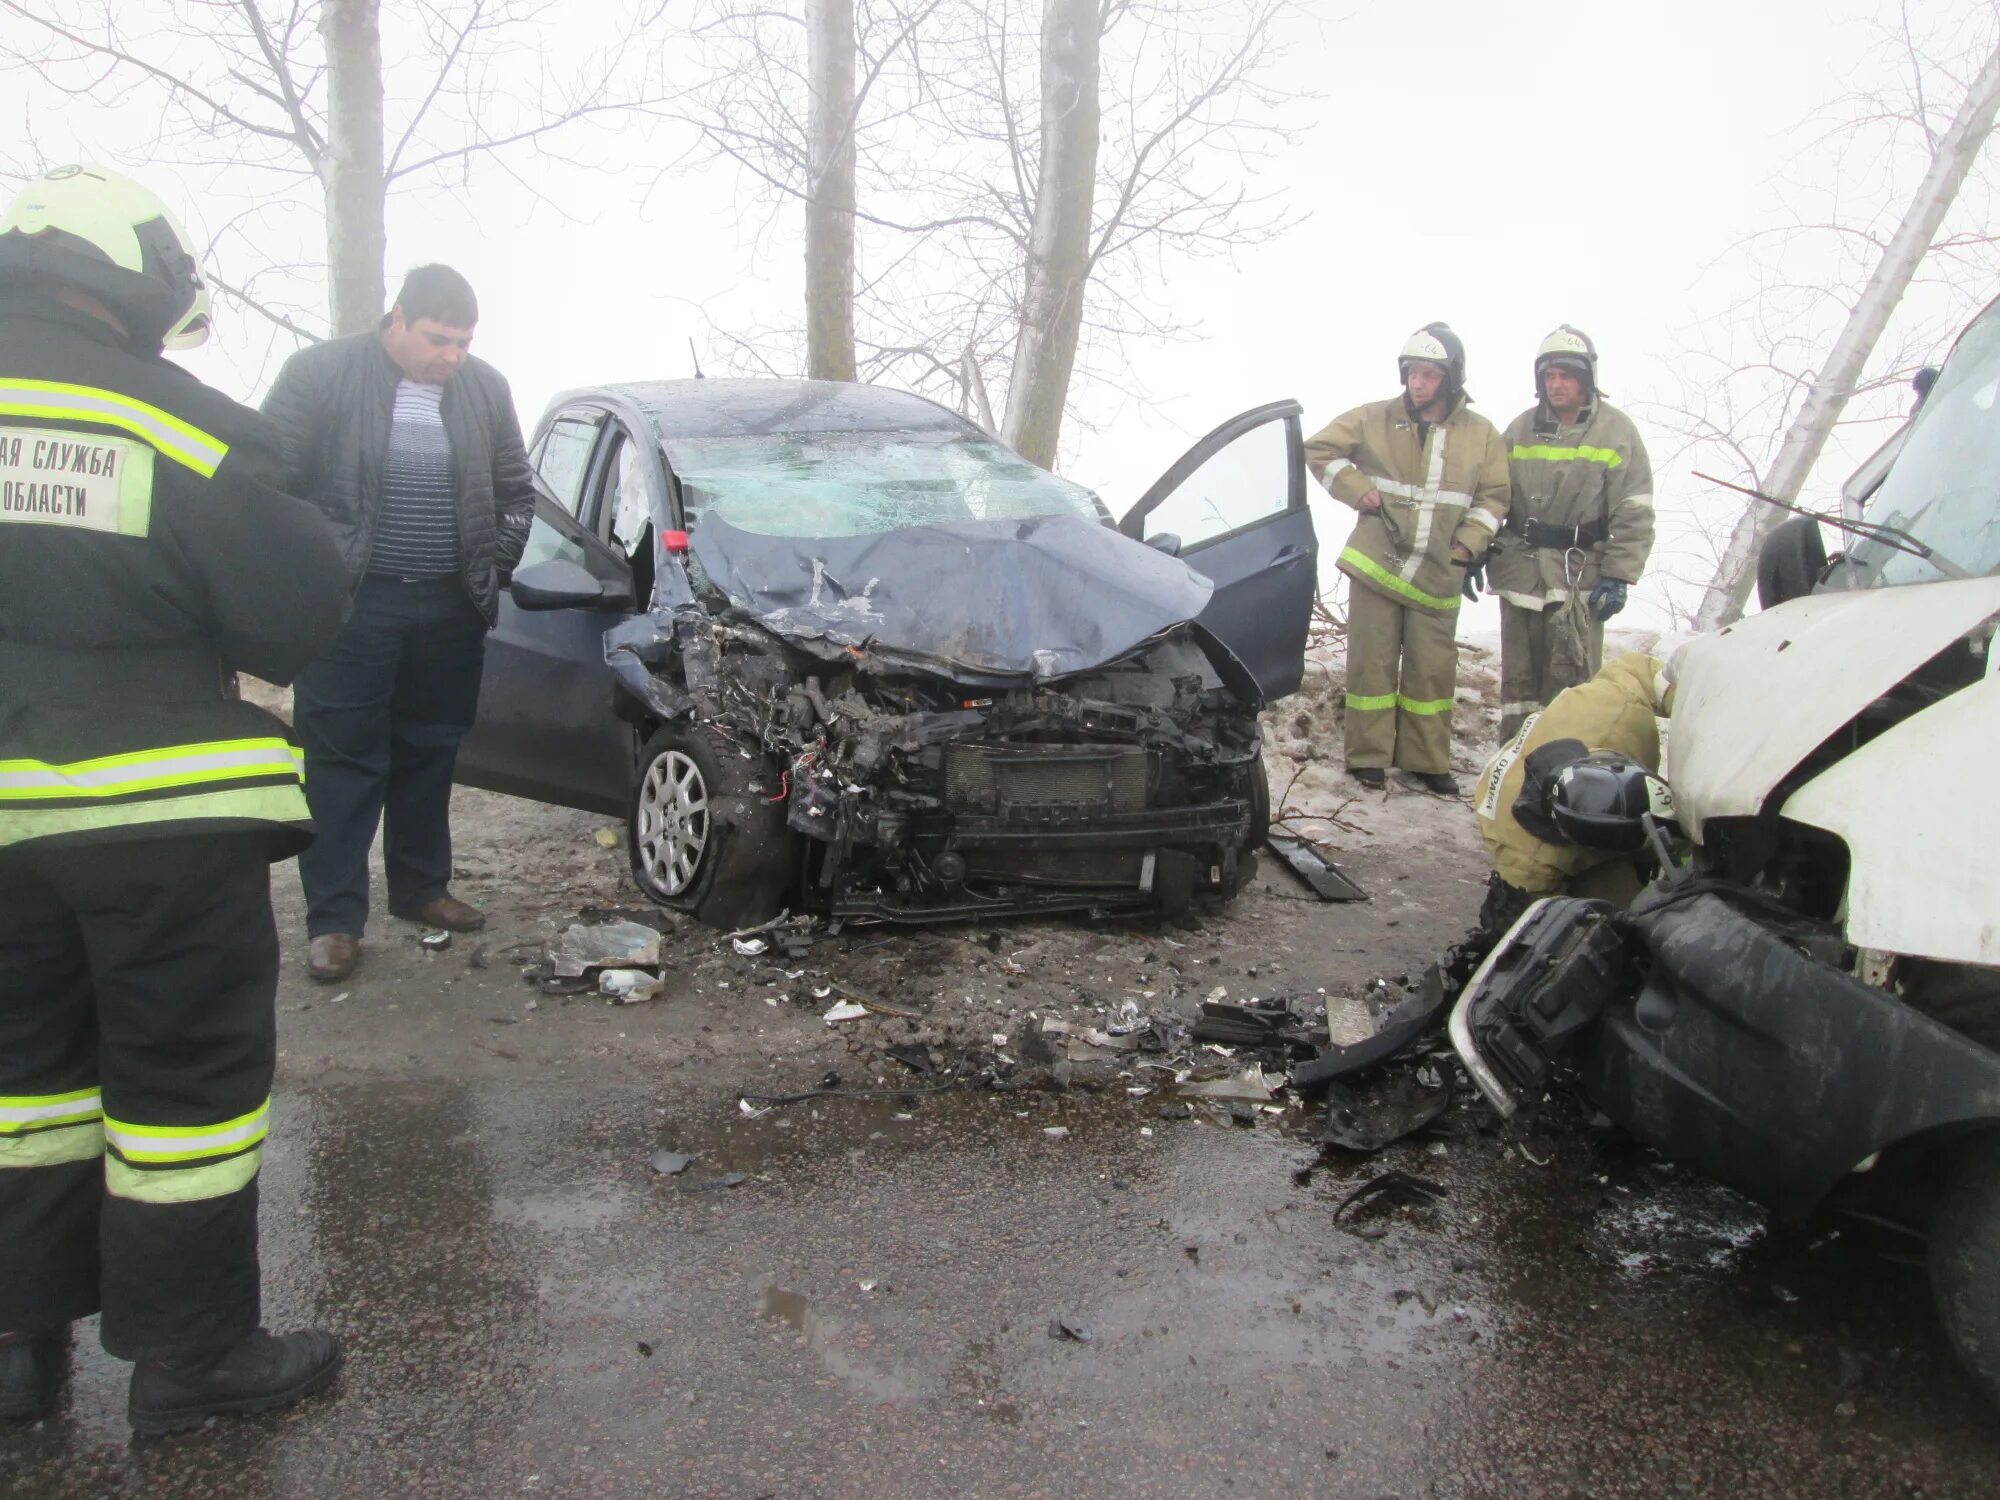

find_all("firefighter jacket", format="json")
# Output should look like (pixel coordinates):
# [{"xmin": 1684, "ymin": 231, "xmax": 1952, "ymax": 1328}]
[
  {"xmin": 0, "ymin": 289, "xmax": 348, "ymax": 855},
  {"xmin": 1490, "ymin": 401, "xmax": 1655, "ymax": 609},
  {"xmin": 1473, "ymin": 652, "xmax": 1672, "ymax": 896},
  {"xmin": 1305, "ymin": 395, "xmax": 1510, "ymax": 612}
]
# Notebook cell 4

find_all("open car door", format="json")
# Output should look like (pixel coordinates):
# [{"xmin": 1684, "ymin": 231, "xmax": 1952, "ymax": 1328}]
[
  {"xmin": 455, "ymin": 470, "xmax": 637, "ymax": 815},
  {"xmin": 1119, "ymin": 399, "xmax": 1316, "ymax": 703}
]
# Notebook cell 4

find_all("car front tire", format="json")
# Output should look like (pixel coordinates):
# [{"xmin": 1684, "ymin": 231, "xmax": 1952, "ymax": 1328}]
[
  {"xmin": 1930, "ymin": 1134, "xmax": 2000, "ymax": 1411},
  {"xmin": 627, "ymin": 724, "xmax": 793, "ymax": 928}
]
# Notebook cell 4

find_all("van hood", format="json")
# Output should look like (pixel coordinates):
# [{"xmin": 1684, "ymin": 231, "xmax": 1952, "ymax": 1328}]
[
  {"xmin": 689, "ymin": 512, "xmax": 1215, "ymax": 682},
  {"xmin": 1670, "ymin": 575, "xmax": 2000, "ymax": 839}
]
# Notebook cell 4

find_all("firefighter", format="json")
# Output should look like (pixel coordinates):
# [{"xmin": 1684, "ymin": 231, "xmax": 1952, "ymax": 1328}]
[
  {"xmin": 1475, "ymin": 326, "xmax": 1656, "ymax": 737},
  {"xmin": 0, "ymin": 165, "xmax": 350, "ymax": 1433},
  {"xmin": 1306, "ymin": 323, "xmax": 1511, "ymax": 795},
  {"xmin": 1467, "ymin": 650, "xmax": 1673, "ymax": 947}
]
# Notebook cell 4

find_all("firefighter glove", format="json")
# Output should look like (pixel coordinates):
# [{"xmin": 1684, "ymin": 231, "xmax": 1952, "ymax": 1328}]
[
  {"xmin": 1460, "ymin": 559, "xmax": 1485, "ymax": 603},
  {"xmin": 1588, "ymin": 578, "xmax": 1628, "ymax": 621}
]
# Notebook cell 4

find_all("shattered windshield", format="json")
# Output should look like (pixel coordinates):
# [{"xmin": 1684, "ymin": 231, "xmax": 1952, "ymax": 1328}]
[
  {"xmin": 664, "ymin": 430, "xmax": 1110, "ymax": 538},
  {"xmin": 1846, "ymin": 305, "xmax": 2000, "ymax": 586}
]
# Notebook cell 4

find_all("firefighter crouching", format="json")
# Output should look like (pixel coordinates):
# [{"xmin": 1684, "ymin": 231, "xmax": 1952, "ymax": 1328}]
[
  {"xmin": 1474, "ymin": 326, "xmax": 1657, "ymax": 737},
  {"xmin": 1465, "ymin": 651, "xmax": 1675, "ymax": 957},
  {"xmin": 0, "ymin": 166, "xmax": 350, "ymax": 1433},
  {"xmin": 1306, "ymin": 322, "xmax": 1510, "ymax": 796}
]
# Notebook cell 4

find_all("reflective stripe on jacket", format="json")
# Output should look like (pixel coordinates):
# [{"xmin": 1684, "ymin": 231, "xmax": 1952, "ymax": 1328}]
[
  {"xmin": 1305, "ymin": 395, "xmax": 1510, "ymax": 611},
  {"xmin": 1490, "ymin": 400, "xmax": 1655, "ymax": 609},
  {"xmin": 1474, "ymin": 652, "xmax": 1670, "ymax": 894},
  {"xmin": 0, "ymin": 289, "xmax": 347, "ymax": 854}
]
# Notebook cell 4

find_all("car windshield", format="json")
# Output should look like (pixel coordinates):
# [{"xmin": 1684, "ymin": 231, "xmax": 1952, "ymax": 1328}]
[
  {"xmin": 1845, "ymin": 302, "xmax": 2000, "ymax": 586},
  {"xmin": 663, "ymin": 430, "xmax": 1109, "ymax": 538}
]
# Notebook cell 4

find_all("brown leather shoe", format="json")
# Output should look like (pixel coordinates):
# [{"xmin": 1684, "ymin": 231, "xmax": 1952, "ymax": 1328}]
[
  {"xmin": 393, "ymin": 895, "xmax": 486, "ymax": 932},
  {"xmin": 307, "ymin": 933, "xmax": 359, "ymax": 984}
]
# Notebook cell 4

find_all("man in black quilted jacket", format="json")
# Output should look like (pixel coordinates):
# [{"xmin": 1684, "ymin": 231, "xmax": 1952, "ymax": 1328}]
[{"xmin": 262, "ymin": 264, "xmax": 534, "ymax": 982}]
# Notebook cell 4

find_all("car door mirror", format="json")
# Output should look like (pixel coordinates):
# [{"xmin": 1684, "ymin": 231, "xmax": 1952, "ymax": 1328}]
[
  {"xmin": 1146, "ymin": 532, "xmax": 1184, "ymax": 557},
  {"xmin": 510, "ymin": 558, "xmax": 607, "ymax": 611}
]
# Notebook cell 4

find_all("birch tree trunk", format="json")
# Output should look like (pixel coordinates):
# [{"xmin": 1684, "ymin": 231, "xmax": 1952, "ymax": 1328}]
[
  {"xmin": 1693, "ymin": 42, "xmax": 2000, "ymax": 629},
  {"xmin": 805, "ymin": 0, "xmax": 858, "ymax": 382},
  {"xmin": 1001, "ymin": 0, "xmax": 1100, "ymax": 469},
  {"xmin": 321, "ymin": 0, "xmax": 387, "ymax": 336}
]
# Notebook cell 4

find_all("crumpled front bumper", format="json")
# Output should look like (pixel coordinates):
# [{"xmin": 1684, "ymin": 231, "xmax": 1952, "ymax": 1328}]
[{"xmin": 1451, "ymin": 886, "xmax": 2000, "ymax": 1221}]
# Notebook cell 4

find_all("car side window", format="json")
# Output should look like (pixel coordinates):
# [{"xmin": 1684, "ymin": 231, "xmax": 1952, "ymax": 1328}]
[
  {"xmin": 515, "ymin": 474, "xmax": 591, "ymax": 573},
  {"xmin": 1136, "ymin": 416, "xmax": 1292, "ymax": 550},
  {"xmin": 535, "ymin": 414, "xmax": 601, "ymax": 517}
]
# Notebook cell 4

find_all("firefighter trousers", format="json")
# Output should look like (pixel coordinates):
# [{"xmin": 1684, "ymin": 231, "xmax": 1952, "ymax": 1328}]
[
  {"xmin": 1499, "ymin": 599, "xmax": 1604, "ymax": 739},
  {"xmin": 1344, "ymin": 581, "xmax": 1459, "ymax": 774},
  {"xmin": 0, "ymin": 832, "xmax": 276, "ymax": 1362}
]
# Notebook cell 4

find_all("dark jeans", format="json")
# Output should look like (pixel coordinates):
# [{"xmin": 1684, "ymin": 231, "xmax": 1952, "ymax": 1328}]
[
  {"xmin": 294, "ymin": 575, "xmax": 488, "ymax": 938},
  {"xmin": 0, "ymin": 834, "xmax": 274, "ymax": 1361}
]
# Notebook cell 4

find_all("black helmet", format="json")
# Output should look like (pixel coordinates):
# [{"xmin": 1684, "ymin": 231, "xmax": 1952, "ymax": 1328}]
[
  {"xmin": 0, "ymin": 164, "xmax": 211, "ymax": 350},
  {"xmin": 1551, "ymin": 752, "xmax": 1674, "ymax": 853},
  {"xmin": 1398, "ymin": 321, "xmax": 1467, "ymax": 406},
  {"xmin": 1512, "ymin": 742, "xmax": 1674, "ymax": 853}
]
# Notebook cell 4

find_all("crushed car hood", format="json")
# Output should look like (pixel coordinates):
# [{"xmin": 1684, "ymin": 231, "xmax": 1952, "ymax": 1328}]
[
  {"xmin": 1671, "ymin": 574, "xmax": 2000, "ymax": 838},
  {"xmin": 690, "ymin": 513, "xmax": 1215, "ymax": 681}
]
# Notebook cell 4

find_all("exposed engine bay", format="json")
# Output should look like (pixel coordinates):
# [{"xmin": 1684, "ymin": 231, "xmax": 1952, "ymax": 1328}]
[{"xmin": 604, "ymin": 513, "xmax": 1270, "ymax": 923}]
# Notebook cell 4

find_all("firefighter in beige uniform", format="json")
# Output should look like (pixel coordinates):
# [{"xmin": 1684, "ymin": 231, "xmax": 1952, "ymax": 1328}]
[
  {"xmin": 1305, "ymin": 323, "xmax": 1510, "ymax": 795},
  {"xmin": 1478, "ymin": 326, "xmax": 1656, "ymax": 737}
]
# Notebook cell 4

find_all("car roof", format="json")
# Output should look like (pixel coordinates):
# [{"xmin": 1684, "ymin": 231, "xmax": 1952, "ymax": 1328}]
[{"xmin": 549, "ymin": 378, "xmax": 984, "ymax": 443}]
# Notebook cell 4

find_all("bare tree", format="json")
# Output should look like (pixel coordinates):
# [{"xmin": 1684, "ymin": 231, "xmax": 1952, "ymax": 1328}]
[
  {"xmin": 674, "ymin": 0, "xmax": 1307, "ymax": 463},
  {"xmin": 1000, "ymin": 0, "xmax": 1098, "ymax": 465},
  {"xmin": 1654, "ymin": 4, "xmax": 2000, "ymax": 627},
  {"xmin": 806, "ymin": 0, "xmax": 859, "ymax": 379},
  {"xmin": 323, "ymin": 0, "xmax": 386, "ymax": 334},
  {"xmin": 0, "ymin": 0, "xmax": 673, "ymax": 339}
]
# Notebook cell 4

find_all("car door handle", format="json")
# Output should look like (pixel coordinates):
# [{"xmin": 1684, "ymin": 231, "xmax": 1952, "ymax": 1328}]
[{"xmin": 1271, "ymin": 544, "xmax": 1306, "ymax": 565}]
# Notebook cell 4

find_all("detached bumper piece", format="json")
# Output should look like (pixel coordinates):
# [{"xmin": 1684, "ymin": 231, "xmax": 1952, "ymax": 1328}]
[{"xmin": 1449, "ymin": 897, "xmax": 1630, "ymax": 1117}]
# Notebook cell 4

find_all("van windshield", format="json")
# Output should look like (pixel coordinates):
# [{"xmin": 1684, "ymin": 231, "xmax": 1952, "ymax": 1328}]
[{"xmin": 1846, "ymin": 304, "xmax": 2000, "ymax": 586}]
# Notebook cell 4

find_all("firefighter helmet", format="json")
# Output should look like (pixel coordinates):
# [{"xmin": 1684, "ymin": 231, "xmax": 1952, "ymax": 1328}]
[
  {"xmin": 1524, "ymin": 748, "xmax": 1676, "ymax": 854},
  {"xmin": 0, "ymin": 164, "xmax": 211, "ymax": 350},
  {"xmin": 1534, "ymin": 324, "xmax": 1597, "ymax": 398},
  {"xmin": 1398, "ymin": 321, "xmax": 1467, "ymax": 404}
]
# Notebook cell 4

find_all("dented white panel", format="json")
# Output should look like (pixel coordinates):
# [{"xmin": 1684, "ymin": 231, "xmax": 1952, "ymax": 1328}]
[
  {"xmin": 1783, "ymin": 672, "xmax": 2000, "ymax": 967},
  {"xmin": 1670, "ymin": 576, "xmax": 2000, "ymax": 840}
]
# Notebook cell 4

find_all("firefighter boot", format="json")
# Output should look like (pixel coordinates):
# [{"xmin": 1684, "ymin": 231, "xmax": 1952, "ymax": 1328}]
[
  {"xmin": 128, "ymin": 1327, "xmax": 343, "ymax": 1436},
  {"xmin": 0, "ymin": 1327, "xmax": 68, "ymax": 1421}
]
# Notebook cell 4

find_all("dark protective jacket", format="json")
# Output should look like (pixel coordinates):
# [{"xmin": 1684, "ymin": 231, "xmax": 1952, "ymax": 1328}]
[
  {"xmin": 0, "ymin": 290, "xmax": 348, "ymax": 854},
  {"xmin": 260, "ymin": 329, "xmax": 536, "ymax": 622}
]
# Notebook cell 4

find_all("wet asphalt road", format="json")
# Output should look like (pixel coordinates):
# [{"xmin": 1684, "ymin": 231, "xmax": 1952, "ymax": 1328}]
[
  {"xmin": 5, "ymin": 786, "xmax": 1999, "ymax": 1498},
  {"xmin": 5, "ymin": 1075, "xmax": 1999, "ymax": 1498}
]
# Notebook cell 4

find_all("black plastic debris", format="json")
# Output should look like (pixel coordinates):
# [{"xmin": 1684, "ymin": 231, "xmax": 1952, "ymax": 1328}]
[
  {"xmin": 1319, "ymin": 1072, "xmax": 1452, "ymax": 1153},
  {"xmin": 1191, "ymin": 999, "xmax": 1320, "ymax": 1055},
  {"xmin": 1267, "ymin": 833, "xmax": 1367, "ymax": 902},
  {"xmin": 884, "ymin": 1044, "xmax": 938, "ymax": 1077},
  {"xmin": 1332, "ymin": 1170, "xmax": 1447, "ymax": 1220},
  {"xmin": 1048, "ymin": 1317, "xmax": 1093, "ymax": 1343},
  {"xmin": 1292, "ymin": 969, "xmax": 1451, "ymax": 1089}
]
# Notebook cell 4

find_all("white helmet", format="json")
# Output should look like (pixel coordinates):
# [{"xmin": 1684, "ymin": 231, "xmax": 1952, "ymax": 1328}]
[
  {"xmin": 1534, "ymin": 324, "xmax": 1597, "ymax": 396},
  {"xmin": 1397, "ymin": 321, "xmax": 1466, "ymax": 402},
  {"xmin": 0, "ymin": 164, "xmax": 211, "ymax": 349}
]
